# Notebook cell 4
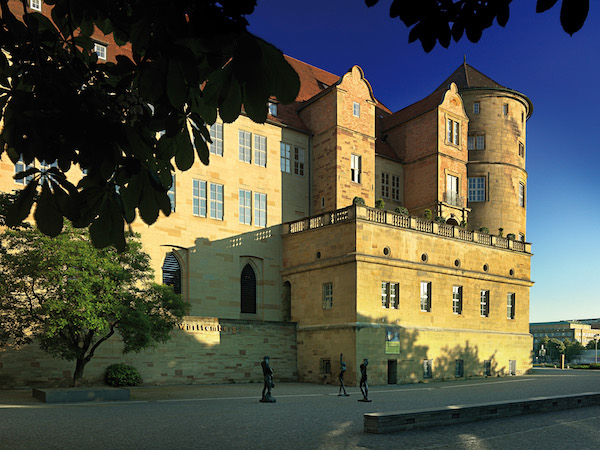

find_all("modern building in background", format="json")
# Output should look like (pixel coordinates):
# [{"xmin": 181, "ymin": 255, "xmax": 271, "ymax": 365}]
[
  {"xmin": 0, "ymin": 1, "xmax": 534, "ymax": 387},
  {"xmin": 530, "ymin": 321, "xmax": 600, "ymax": 348}
]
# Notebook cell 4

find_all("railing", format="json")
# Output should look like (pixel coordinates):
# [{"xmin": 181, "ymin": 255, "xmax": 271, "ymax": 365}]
[{"xmin": 285, "ymin": 205, "xmax": 529, "ymax": 253}]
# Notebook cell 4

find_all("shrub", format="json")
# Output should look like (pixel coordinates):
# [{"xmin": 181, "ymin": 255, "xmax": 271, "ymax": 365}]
[
  {"xmin": 435, "ymin": 216, "xmax": 446, "ymax": 224},
  {"xmin": 375, "ymin": 199, "xmax": 385, "ymax": 209},
  {"xmin": 353, "ymin": 197, "xmax": 365, "ymax": 206},
  {"xmin": 498, "ymin": 227, "xmax": 504, "ymax": 237},
  {"xmin": 507, "ymin": 233, "xmax": 516, "ymax": 240},
  {"xmin": 478, "ymin": 227, "xmax": 489, "ymax": 234},
  {"xmin": 395, "ymin": 206, "xmax": 409, "ymax": 216},
  {"xmin": 105, "ymin": 364, "xmax": 142, "ymax": 387},
  {"xmin": 423, "ymin": 209, "xmax": 432, "ymax": 221},
  {"xmin": 460, "ymin": 220, "xmax": 467, "ymax": 228}
]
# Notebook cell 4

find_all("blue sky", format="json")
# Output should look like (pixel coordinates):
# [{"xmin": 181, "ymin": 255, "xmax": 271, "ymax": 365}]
[{"xmin": 248, "ymin": 1, "xmax": 600, "ymax": 323}]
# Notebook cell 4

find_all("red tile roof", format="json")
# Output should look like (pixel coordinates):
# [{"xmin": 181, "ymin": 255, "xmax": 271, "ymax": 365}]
[{"xmin": 380, "ymin": 89, "xmax": 445, "ymax": 132}]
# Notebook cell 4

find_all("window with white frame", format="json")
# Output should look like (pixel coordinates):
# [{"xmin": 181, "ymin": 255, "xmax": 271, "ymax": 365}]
[
  {"xmin": 14, "ymin": 158, "xmax": 35, "ymax": 185},
  {"xmin": 238, "ymin": 130, "xmax": 251, "ymax": 163},
  {"xmin": 29, "ymin": 0, "xmax": 41, "ymax": 11},
  {"xmin": 519, "ymin": 182, "xmax": 525, "ymax": 208},
  {"xmin": 294, "ymin": 147, "xmax": 304, "ymax": 176},
  {"xmin": 351, "ymin": 154, "xmax": 361, "ymax": 183},
  {"xmin": 381, "ymin": 172, "xmax": 390, "ymax": 198},
  {"xmin": 254, "ymin": 134, "xmax": 266, "ymax": 167},
  {"xmin": 391, "ymin": 175, "xmax": 400, "ymax": 201},
  {"xmin": 322, "ymin": 283, "xmax": 333, "ymax": 309},
  {"xmin": 473, "ymin": 102, "xmax": 480, "ymax": 114},
  {"xmin": 268, "ymin": 102, "xmax": 278, "ymax": 117},
  {"xmin": 381, "ymin": 282, "xmax": 399, "ymax": 309},
  {"xmin": 468, "ymin": 177, "xmax": 486, "ymax": 202},
  {"xmin": 192, "ymin": 179, "xmax": 207, "ymax": 217},
  {"xmin": 447, "ymin": 119, "xmax": 460, "ymax": 145},
  {"xmin": 210, "ymin": 183, "xmax": 223, "ymax": 220},
  {"xmin": 452, "ymin": 286, "xmax": 462, "ymax": 315},
  {"xmin": 353, "ymin": 101, "xmax": 360, "ymax": 117},
  {"xmin": 94, "ymin": 42, "xmax": 107, "ymax": 60},
  {"xmin": 280, "ymin": 142, "xmax": 291, "ymax": 173},
  {"xmin": 507, "ymin": 293, "xmax": 516, "ymax": 319},
  {"xmin": 420, "ymin": 281, "xmax": 431, "ymax": 312},
  {"xmin": 480, "ymin": 290, "xmax": 490, "ymax": 317},
  {"xmin": 239, "ymin": 189, "xmax": 251, "ymax": 225},
  {"xmin": 167, "ymin": 174, "xmax": 176, "ymax": 212},
  {"xmin": 254, "ymin": 192, "xmax": 266, "ymax": 227},
  {"xmin": 209, "ymin": 123, "xmax": 223, "ymax": 156}
]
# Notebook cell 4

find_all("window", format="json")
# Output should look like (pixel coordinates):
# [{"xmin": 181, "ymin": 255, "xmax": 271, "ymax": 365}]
[
  {"xmin": 468, "ymin": 177, "xmax": 486, "ymax": 202},
  {"xmin": 239, "ymin": 189, "xmax": 251, "ymax": 225},
  {"xmin": 507, "ymin": 293, "xmax": 516, "ymax": 319},
  {"xmin": 280, "ymin": 142, "xmax": 291, "ymax": 173},
  {"xmin": 452, "ymin": 286, "xmax": 462, "ymax": 315},
  {"xmin": 455, "ymin": 359, "xmax": 464, "ymax": 378},
  {"xmin": 473, "ymin": 102, "xmax": 480, "ymax": 114},
  {"xmin": 162, "ymin": 253, "xmax": 181, "ymax": 294},
  {"xmin": 381, "ymin": 282, "xmax": 399, "ymax": 309},
  {"xmin": 484, "ymin": 360, "xmax": 492, "ymax": 376},
  {"xmin": 420, "ymin": 282, "xmax": 431, "ymax": 312},
  {"xmin": 254, "ymin": 192, "xmax": 266, "ymax": 227},
  {"xmin": 519, "ymin": 233, "xmax": 525, "ymax": 242},
  {"xmin": 192, "ymin": 179, "xmax": 207, "ymax": 217},
  {"xmin": 503, "ymin": 103, "xmax": 509, "ymax": 116},
  {"xmin": 353, "ymin": 101, "xmax": 360, "ymax": 117},
  {"xmin": 391, "ymin": 175, "xmax": 400, "ymax": 201},
  {"xmin": 322, "ymin": 283, "xmax": 333, "ymax": 309},
  {"xmin": 240, "ymin": 264, "xmax": 257, "ymax": 314},
  {"xmin": 39, "ymin": 160, "xmax": 58, "ymax": 171},
  {"xmin": 14, "ymin": 158, "xmax": 34, "ymax": 185},
  {"xmin": 254, "ymin": 134, "xmax": 266, "ymax": 167},
  {"xmin": 167, "ymin": 175, "xmax": 176, "ymax": 212},
  {"xmin": 480, "ymin": 290, "xmax": 490, "ymax": 317},
  {"xmin": 320, "ymin": 359, "xmax": 331, "ymax": 375},
  {"xmin": 423, "ymin": 359, "xmax": 433, "ymax": 379},
  {"xmin": 468, "ymin": 135, "xmax": 485, "ymax": 150},
  {"xmin": 385, "ymin": 328, "xmax": 400, "ymax": 354},
  {"xmin": 447, "ymin": 119, "xmax": 460, "ymax": 145},
  {"xmin": 268, "ymin": 102, "xmax": 278, "ymax": 117},
  {"xmin": 94, "ymin": 42, "xmax": 107, "ymax": 60},
  {"xmin": 519, "ymin": 182, "xmax": 525, "ymax": 208},
  {"xmin": 521, "ymin": 111, "xmax": 525, "ymax": 125},
  {"xmin": 210, "ymin": 183, "xmax": 223, "ymax": 220},
  {"xmin": 29, "ymin": 0, "xmax": 41, "ymax": 11},
  {"xmin": 351, "ymin": 154, "xmax": 361, "ymax": 183},
  {"xmin": 509, "ymin": 360, "xmax": 516, "ymax": 376},
  {"xmin": 381, "ymin": 172, "xmax": 390, "ymax": 198},
  {"xmin": 238, "ymin": 130, "xmax": 251, "ymax": 163},
  {"xmin": 518, "ymin": 142, "xmax": 525, "ymax": 157},
  {"xmin": 294, "ymin": 147, "xmax": 304, "ymax": 176},
  {"xmin": 209, "ymin": 123, "xmax": 223, "ymax": 156}
]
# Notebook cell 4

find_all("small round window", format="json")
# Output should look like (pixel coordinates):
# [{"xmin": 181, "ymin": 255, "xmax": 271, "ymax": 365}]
[
  {"xmin": 454, "ymin": 259, "xmax": 461, "ymax": 268},
  {"xmin": 421, "ymin": 253, "xmax": 428, "ymax": 263},
  {"xmin": 483, "ymin": 264, "xmax": 489, "ymax": 272},
  {"xmin": 316, "ymin": 251, "xmax": 321, "ymax": 260},
  {"xmin": 509, "ymin": 268, "xmax": 515, "ymax": 277},
  {"xmin": 383, "ymin": 247, "xmax": 391, "ymax": 256}
]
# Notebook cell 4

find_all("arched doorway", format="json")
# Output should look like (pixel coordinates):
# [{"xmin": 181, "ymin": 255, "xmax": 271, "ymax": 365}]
[{"xmin": 240, "ymin": 264, "xmax": 257, "ymax": 314}]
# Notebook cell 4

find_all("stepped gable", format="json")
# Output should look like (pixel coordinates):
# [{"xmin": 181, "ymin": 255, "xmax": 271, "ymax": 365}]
[{"xmin": 434, "ymin": 62, "xmax": 506, "ymax": 92}]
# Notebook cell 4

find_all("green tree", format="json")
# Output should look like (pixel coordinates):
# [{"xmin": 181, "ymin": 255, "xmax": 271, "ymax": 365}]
[
  {"xmin": 0, "ymin": 223, "xmax": 187, "ymax": 386},
  {"xmin": 367, "ymin": 0, "xmax": 591, "ymax": 52},
  {"xmin": 563, "ymin": 338, "xmax": 585, "ymax": 363},
  {"xmin": 586, "ymin": 339, "xmax": 598, "ymax": 350},
  {"xmin": 545, "ymin": 338, "xmax": 566, "ymax": 362},
  {"xmin": 0, "ymin": 0, "xmax": 300, "ymax": 250}
]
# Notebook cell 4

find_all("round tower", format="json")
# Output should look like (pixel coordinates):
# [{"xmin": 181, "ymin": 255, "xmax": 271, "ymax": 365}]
[{"xmin": 436, "ymin": 63, "xmax": 533, "ymax": 240}]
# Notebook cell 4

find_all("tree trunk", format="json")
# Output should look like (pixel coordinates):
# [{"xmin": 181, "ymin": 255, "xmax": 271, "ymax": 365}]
[{"xmin": 72, "ymin": 358, "xmax": 87, "ymax": 387}]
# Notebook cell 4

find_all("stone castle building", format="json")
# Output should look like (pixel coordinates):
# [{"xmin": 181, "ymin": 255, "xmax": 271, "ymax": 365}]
[{"xmin": 0, "ymin": 1, "xmax": 533, "ymax": 387}]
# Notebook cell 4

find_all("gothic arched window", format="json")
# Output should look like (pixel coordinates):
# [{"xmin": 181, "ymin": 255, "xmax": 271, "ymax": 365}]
[
  {"xmin": 162, "ymin": 253, "xmax": 181, "ymax": 294},
  {"xmin": 240, "ymin": 264, "xmax": 257, "ymax": 314}
]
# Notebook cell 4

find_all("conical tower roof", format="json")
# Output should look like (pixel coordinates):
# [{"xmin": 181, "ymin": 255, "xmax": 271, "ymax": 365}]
[{"xmin": 434, "ymin": 61, "xmax": 505, "ymax": 92}]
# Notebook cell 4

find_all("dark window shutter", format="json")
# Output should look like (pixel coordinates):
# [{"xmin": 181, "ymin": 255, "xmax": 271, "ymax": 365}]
[
  {"xmin": 162, "ymin": 253, "xmax": 181, "ymax": 294},
  {"xmin": 241, "ymin": 264, "xmax": 256, "ymax": 314}
]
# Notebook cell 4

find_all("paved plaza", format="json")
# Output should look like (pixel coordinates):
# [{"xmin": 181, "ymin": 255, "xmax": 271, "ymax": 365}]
[{"xmin": 2, "ymin": 368, "xmax": 600, "ymax": 449}]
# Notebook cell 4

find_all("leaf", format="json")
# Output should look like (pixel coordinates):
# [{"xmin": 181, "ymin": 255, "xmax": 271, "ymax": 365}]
[
  {"xmin": 5, "ymin": 178, "xmax": 39, "ymax": 227},
  {"xmin": 496, "ymin": 2, "xmax": 510, "ymax": 27},
  {"xmin": 192, "ymin": 126, "xmax": 210, "ymax": 165},
  {"xmin": 218, "ymin": 74, "xmax": 243, "ymax": 123},
  {"xmin": 560, "ymin": 0, "xmax": 589, "ymax": 35},
  {"xmin": 365, "ymin": 0, "xmax": 379, "ymax": 6},
  {"xmin": 34, "ymin": 181, "xmax": 64, "ymax": 237},
  {"xmin": 174, "ymin": 129, "xmax": 195, "ymax": 171},
  {"xmin": 89, "ymin": 205, "xmax": 126, "ymax": 251},
  {"xmin": 138, "ymin": 173, "xmax": 160, "ymax": 225},
  {"xmin": 536, "ymin": 0, "xmax": 560, "ymax": 13},
  {"xmin": 13, "ymin": 166, "xmax": 39, "ymax": 180},
  {"xmin": 167, "ymin": 60, "xmax": 188, "ymax": 109}
]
